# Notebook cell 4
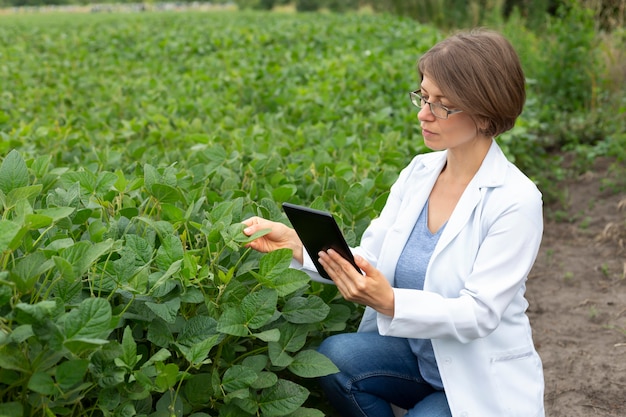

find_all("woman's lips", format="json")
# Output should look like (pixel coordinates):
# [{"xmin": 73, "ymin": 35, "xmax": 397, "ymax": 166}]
[{"xmin": 421, "ymin": 127, "xmax": 436, "ymax": 139}]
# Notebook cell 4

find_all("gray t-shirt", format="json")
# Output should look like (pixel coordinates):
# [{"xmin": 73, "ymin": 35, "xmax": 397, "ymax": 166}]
[{"xmin": 394, "ymin": 200, "xmax": 445, "ymax": 390}]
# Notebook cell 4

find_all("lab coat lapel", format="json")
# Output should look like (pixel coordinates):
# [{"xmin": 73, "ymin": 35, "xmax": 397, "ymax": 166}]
[
  {"xmin": 431, "ymin": 140, "xmax": 505, "ymax": 260},
  {"xmin": 378, "ymin": 152, "xmax": 447, "ymax": 284}
]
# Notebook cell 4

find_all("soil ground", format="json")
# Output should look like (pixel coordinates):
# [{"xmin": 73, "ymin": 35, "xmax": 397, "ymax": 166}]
[{"xmin": 527, "ymin": 157, "xmax": 626, "ymax": 416}]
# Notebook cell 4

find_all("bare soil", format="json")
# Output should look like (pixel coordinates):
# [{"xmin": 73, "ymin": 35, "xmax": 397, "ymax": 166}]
[{"xmin": 527, "ymin": 157, "xmax": 626, "ymax": 416}]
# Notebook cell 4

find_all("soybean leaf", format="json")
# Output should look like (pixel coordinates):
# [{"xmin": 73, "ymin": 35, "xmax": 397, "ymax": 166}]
[
  {"xmin": 222, "ymin": 365, "xmax": 258, "ymax": 392},
  {"xmin": 60, "ymin": 170, "xmax": 97, "ymax": 194},
  {"xmin": 14, "ymin": 300, "xmax": 57, "ymax": 325},
  {"xmin": 95, "ymin": 171, "xmax": 118, "ymax": 194},
  {"xmin": 145, "ymin": 298, "xmax": 181, "ymax": 324},
  {"xmin": 177, "ymin": 316, "xmax": 220, "ymax": 347},
  {"xmin": 0, "ymin": 150, "xmax": 29, "ymax": 194},
  {"xmin": 27, "ymin": 372, "xmax": 57, "ymax": 396},
  {"xmin": 258, "ymin": 379, "xmax": 309, "ymax": 417},
  {"xmin": 155, "ymin": 234, "xmax": 184, "ymax": 271},
  {"xmin": 287, "ymin": 350, "xmax": 339, "ymax": 378},
  {"xmin": 176, "ymin": 334, "xmax": 220, "ymax": 367},
  {"xmin": 10, "ymin": 252, "xmax": 54, "ymax": 293},
  {"xmin": 242, "ymin": 288, "xmax": 278, "ymax": 330},
  {"xmin": 62, "ymin": 297, "xmax": 114, "ymax": 340},
  {"xmin": 282, "ymin": 296, "xmax": 330, "ymax": 324},
  {"xmin": 0, "ymin": 220, "xmax": 22, "ymax": 252},
  {"xmin": 150, "ymin": 183, "xmax": 185, "ymax": 205},
  {"xmin": 115, "ymin": 326, "xmax": 140, "ymax": 371},
  {"xmin": 6, "ymin": 185, "xmax": 43, "ymax": 208},
  {"xmin": 56, "ymin": 359, "xmax": 90, "ymax": 390},
  {"xmin": 256, "ymin": 268, "xmax": 310, "ymax": 298},
  {"xmin": 287, "ymin": 408, "xmax": 325, "ymax": 417},
  {"xmin": 0, "ymin": 402, "xmax": 22, "ymax": 417},
  {"xmin": 259, "ymin": 248, "xmax": 293, "ymax": 279},
  {"xmin": 182, "ymin": 373, "xmax": 214, "ymax": 406}
]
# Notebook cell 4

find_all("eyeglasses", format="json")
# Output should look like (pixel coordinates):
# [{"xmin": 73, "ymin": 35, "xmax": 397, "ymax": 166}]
[{"xmin": 409, "ymin": 90, "xmax": 463, "ymax": 120}]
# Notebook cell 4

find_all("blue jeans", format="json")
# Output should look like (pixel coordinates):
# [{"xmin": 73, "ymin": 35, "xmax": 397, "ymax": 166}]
[{"xmin": 318, "ymin": 332, "xmax": 452, "ymax": 417}]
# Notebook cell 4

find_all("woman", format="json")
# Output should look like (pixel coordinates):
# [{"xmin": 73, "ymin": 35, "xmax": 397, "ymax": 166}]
[{"xmin": 243, "ymin": 29, "xmax": 545, "ymax": 417}]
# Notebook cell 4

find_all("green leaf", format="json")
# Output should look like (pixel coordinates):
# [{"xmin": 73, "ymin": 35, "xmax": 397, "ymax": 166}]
[
  {"xmin": 176, "ymin": 316, "xmax": 220, "ymax": 347},
  {"xmin": 222, "ymin": 365, "xmax": 258, "ymax": 392},
  {"xmin": 28, "ymin": 372, "xmax": 57, "ymax": 395},
  {"xmin": 250, "ymin": 371, "xmax": 278, "ymax": 390},
  {"xmin": 259, "ymin": 248, "xmax": 293, "ymax": 279},
  {"xmin": 182, "ymin": 373, "xmax": 214, "ymax": 406},
  {"xmin": 148, "ymin": 259, "xmax": 182, "ymax": 296},
  {"xmin": 271, "ymin": 184, "xmax": 297, "ymax": 203},
  {"xmin": 217, "ymin": 288, "xmax": 278, "ymax": 336},
  {"xmin": 142, "ymin": 348, "xmax": 172, "ymax": 369},
  {"xmin": 150, "ymin": 183, "xmax": 186, "ymax": 204},
  {"xmin": 155, "ymin": 362, "xmax": 179, "ymax": 391},
  {"xmin": 0, "ymin": 402, "xmax": 23, "ymax": 417},
  {"xmin": 35, "ymin": 206, "xmax": 76, "ymax": 222},
  {"xmin": 60, "ymin": 170, "xmax": 97, "ymax": 194},
  {"xmin": 116, "ymin": 326, "xmax": 140, "ymax": 370},
  {"xmin": 23, "ymin": 213, "xmax": 53, "ymax": 229},
  {"xmin": 147, "ymin": 319, "xmax": 174, "ymax": 348},
  {"xmin": 288, "ymin": 350, "xmax": 339, "ymax": 378},
  {"xmin": 268, "ymin": 342, "xmax": 293, "ymax": 368},
  {"xmin": 6, "ymin": 184, "xmax": 43, "ymax": 208},
  {"xmin": 0, "ymin": 344, "xmax": 31, "ymax": 372},
  {"xmin": 155, "ymin": 234, "xmax": 184, "ymax": 271},
  {"xmin": 56, "ymin": 359, "xmax": 90, "ymax": 390},
  {"xmin": 258, "ymin": 379, "xmax": 309, "ymax": 417},
  {"xmin": 14, "ymin": 300, "xmax": 57, "ymax": 325},
  {"xmin": 282, "ymin": 296, "xmax": 330, "ymax": 324},
  {"xmin": 321, "ymin": 303, "xmax": 352, "ymax": 332},
  {"xmin": 62, "ymin": 297, "xmax": 114, "ymax": 340},
  {"xmin": 277, "ymin": 323, "xmax": 310, "ymax": 353},
  {"xmin": 286, "ymin": 408, "xmax": 325, "ymax": 417},
  {"xmin": 242, "ymin": 288, "xmax": 278, "ymax": 330},
  {"xmin": 0, "ymin": 150, "xmax": 29, "ymax": 194},
  {"xmin": 0, "ymin": 220, "xmax": 22, "ymax": 252},
  {"xmin": 344, "ymin": 183, "xmax": 367, "ymax": 214},
  {"xmin": 176, "ymin": 334, "xmax": 220, "ymax": 366},
  {"xmin": 257, "ymin": 268, "xmax": 310, "ymax": 298},
  {"xmin": 53, "ymin": 255, "xmax": 75, "ymax": 282},
  {"xmin": 95, "ymin": 171, "xmax": 118, "ymax": 194},
  {"xmin": 145, "ymin": 298, "xmax": 181, "ymax": 324},
  {"xmin": 253, "ymin": 328, "xmax": 281, "ymax": 342},
  {"xmin": 216, "ymin": 307, "xmax": 248, "ymax": 336},
  {"xmin": 10, "ymin": 252, "xmax": 54, "ymax": 293}
]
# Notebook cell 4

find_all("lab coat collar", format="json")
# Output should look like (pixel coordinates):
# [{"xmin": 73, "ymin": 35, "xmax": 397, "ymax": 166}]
[{"xmin": 432, "ymin": 140, "xmax": 508, "ymax": 258}]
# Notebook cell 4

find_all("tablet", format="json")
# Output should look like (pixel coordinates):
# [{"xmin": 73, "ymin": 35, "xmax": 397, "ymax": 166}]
[{"xmin": 282, "ymin": 202, "xmax": 361, "ymax": 280}]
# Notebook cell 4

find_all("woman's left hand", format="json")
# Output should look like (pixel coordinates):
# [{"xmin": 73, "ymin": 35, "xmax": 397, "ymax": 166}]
[{"xmin": 318, "ymin": 250, "xmax": 395, "ymax": 317}]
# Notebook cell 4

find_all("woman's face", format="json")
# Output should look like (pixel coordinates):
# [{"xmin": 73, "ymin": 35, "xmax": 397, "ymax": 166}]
[{"xmin": 417, "ymin": 76, "xmax": 488, "ymax": 152}]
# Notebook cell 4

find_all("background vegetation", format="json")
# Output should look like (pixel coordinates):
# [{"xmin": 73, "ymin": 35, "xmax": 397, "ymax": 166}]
[{"xmin": 0, "ymin": 1, "xmax": 624, "ymax": 416}]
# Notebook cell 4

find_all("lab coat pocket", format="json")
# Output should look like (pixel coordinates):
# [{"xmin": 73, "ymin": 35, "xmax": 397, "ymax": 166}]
[{"xmin": 490, "ymin": 349, "xmax": 543, "ymax": 417}]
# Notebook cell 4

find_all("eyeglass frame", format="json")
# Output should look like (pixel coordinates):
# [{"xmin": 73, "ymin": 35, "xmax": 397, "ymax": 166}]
[{"xmin": 409, "ymin": 90, "xmax": 463, "ymax": 120}]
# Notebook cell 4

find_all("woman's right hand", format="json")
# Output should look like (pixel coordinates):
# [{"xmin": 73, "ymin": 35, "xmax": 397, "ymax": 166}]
[{"xmin": 242, "ymin": 216, "xmax": 304, "ymax": 264}]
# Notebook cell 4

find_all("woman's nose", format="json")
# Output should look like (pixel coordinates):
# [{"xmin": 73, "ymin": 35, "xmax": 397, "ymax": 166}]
[{"xmin": 418, "ymin": 104, "xmax": 434, "ymax": 121}]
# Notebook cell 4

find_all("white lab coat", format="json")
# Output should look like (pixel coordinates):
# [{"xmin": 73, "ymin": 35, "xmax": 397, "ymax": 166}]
[{"xmin": 295, "ymin": 140, "xmax": 545, "ymax": 417}]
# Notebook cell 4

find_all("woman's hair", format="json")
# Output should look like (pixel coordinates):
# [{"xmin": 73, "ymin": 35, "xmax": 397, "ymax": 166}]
[{"xmin": 417, "ymin": 29, "xmax": 525, "ymax": 137}]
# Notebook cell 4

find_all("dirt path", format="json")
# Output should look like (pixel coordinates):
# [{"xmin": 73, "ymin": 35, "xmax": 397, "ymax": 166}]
[{"xmin": 527, "ymin": 158, "xmax": 626, "ymax": 416}]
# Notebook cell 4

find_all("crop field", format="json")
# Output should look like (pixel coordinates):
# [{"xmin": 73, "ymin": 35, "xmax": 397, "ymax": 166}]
[{"xmin": 0, "ymin": 10, "xmax": 446, "ymax": 417}]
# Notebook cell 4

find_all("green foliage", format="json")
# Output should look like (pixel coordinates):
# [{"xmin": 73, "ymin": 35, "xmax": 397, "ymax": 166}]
[
  {"xmin": 0, "ymin": 8, "xmax": 624, "ymax": 416},
  {"xmin": 0, "ymin": 148, "xmax": 346, "ymax": 416},
  {"xmin": 295, "ymin": 0, "xmax": 321, "ymax": 12},
  {"xmin": 0, "ymin": 11, "xmax": 434, "ymax": 416}
]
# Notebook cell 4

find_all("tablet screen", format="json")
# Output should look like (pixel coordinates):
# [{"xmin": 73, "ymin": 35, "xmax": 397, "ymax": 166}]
[{"xmin": 282, "ymin": 202, "xmax": 361, "ymax": 280}]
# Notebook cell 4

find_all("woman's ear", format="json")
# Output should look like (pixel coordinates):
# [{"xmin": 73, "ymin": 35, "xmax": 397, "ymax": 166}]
[{"xmin": 476, "ymin": 117, "xmax": 492, "ymax": 137}]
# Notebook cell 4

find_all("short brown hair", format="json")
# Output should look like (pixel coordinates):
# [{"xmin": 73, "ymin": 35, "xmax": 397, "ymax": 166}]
[{"xmin": 417, "ymin": 29, "xmax": 525, "ymax": 137}]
